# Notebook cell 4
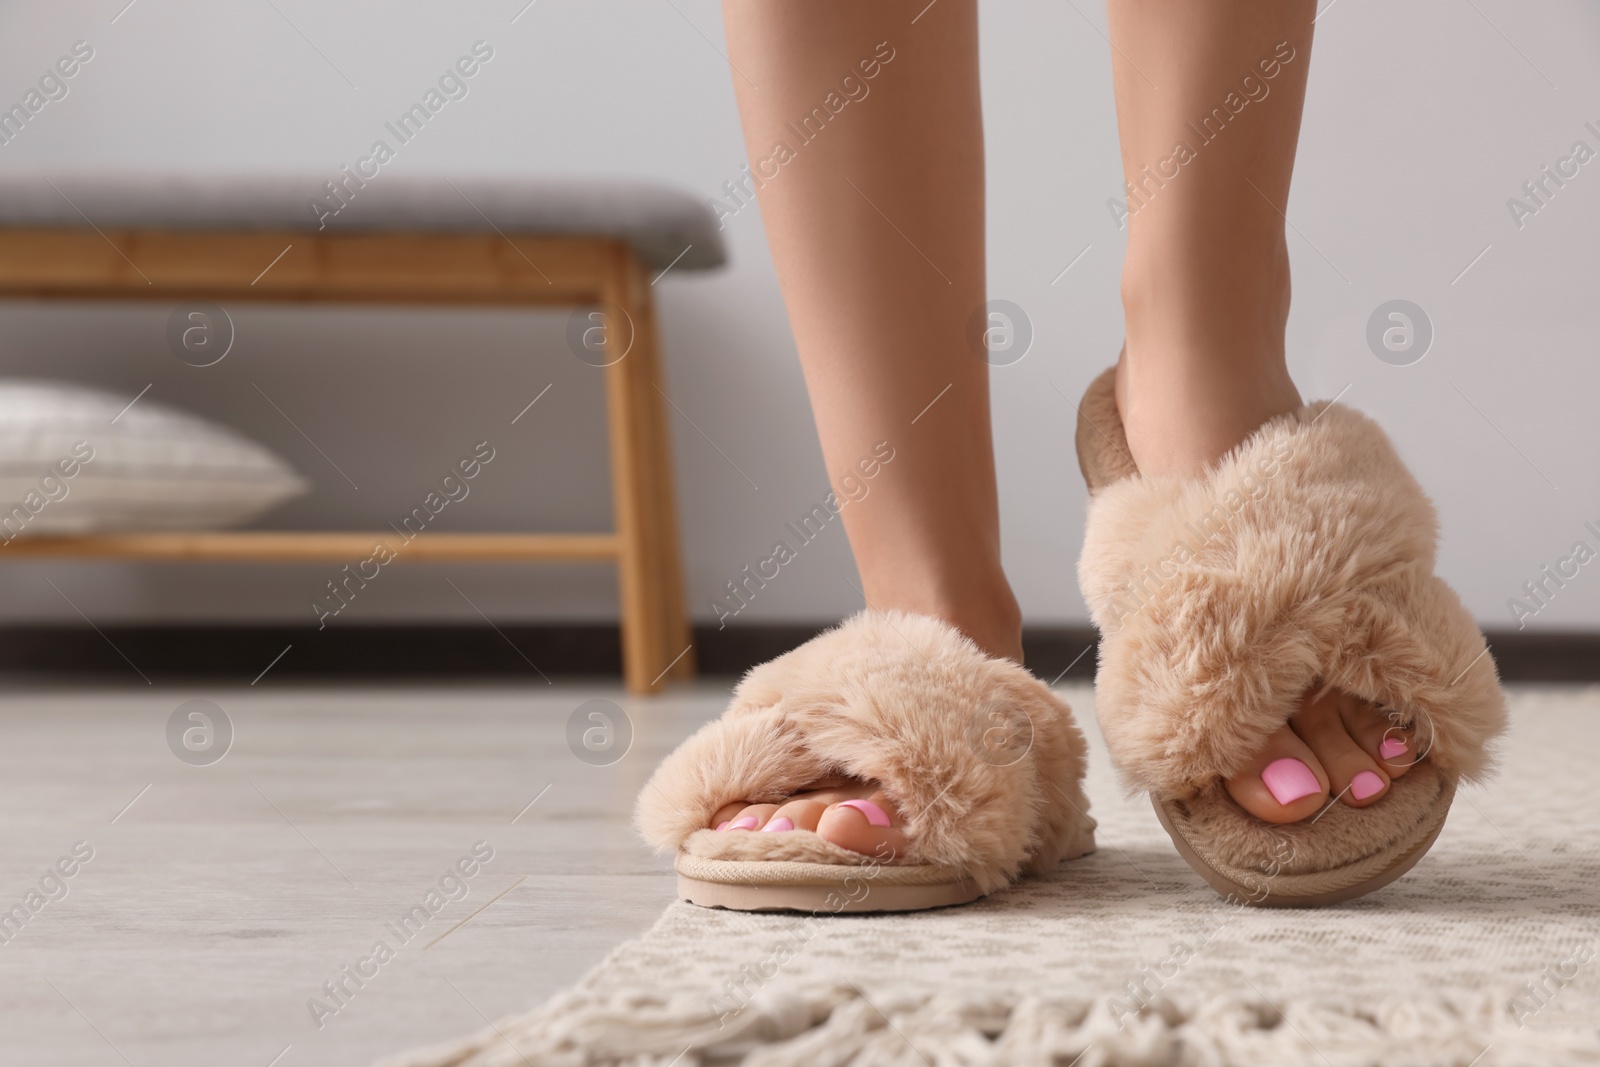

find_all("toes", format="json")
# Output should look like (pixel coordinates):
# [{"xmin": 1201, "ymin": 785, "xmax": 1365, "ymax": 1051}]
[
  {"xmin": 764, "ymin": 798, "xmax": 830, "ymax": 833},
  {"xmin": 707, "ymin": 782, "xmax": 912, "ymax": 858},
  {"xmin": 815, "ymin": 792, "xmax": 911, "ymax": 860},
  {"xmin": 1223, "ymin": 688, "xmax": 1420, "ymax": 824},
  {"xmin": 1293, "ymin": 690, "xmax": 1391, "ymax": 808},
  {"xmin": 709, "ymin": 801, "xmax": 747, "ymax": 830},
  {"xmin": 1225, "ymin": 723, "xmax": 1329, "ymax": 824},
  {"xmin": 1342, "ymin": 700, "xmax": 1422, "ymax": 779},
  {"xmin": 710, "ymin": 802, "xmax": 779, "ymax": 831}
]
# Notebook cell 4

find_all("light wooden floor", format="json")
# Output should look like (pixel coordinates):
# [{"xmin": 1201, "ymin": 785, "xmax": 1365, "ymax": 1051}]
[{"xmin": 0, "ymin": 682, "xmax": 728, "ymax": 1067}]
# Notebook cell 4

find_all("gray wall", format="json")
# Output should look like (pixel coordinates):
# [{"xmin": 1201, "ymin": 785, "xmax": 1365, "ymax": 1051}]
[{"xmin": 0, "ymin": 0, "xmax": 1596, "ymax": 633}]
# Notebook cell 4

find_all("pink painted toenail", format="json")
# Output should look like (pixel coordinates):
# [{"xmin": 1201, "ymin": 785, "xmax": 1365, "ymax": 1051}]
[
  {"xmin": 761, "ymin": 816, "xmax": 794, "ymax": 832},
  {"xmin": 1379, "ymin": 737, "xmax": 1408, "ymax": 760},
  {"xmin": 726, "ymin": 816, "xmax": 759, "ymax": 831},
  {"xmin": 836, "ymin": 799, "xmax": 892, "ymax": 827},
  {"xmin": 1261, "ymin": 758, "xmax": 1321, "ymax": 806},
  {"xmin": 715, "ymin": 821, "xmax": 730, "ymax": 832},
  {"xmin": 1351, "ymin": 771, "xmax": 1386, "ymax": 800}
]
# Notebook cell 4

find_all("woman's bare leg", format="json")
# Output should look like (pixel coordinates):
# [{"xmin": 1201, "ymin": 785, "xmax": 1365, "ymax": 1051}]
[
  {"xmin": 723, "ymin": 0, "xmax": 1012, "ymax": 659},
  {"xmin": 1108, "ymin": 1, "xmax": 1417, "ymax": 822},
  {"xmin": 1110, "ymin": 0, "xmax": 1309, "ymax": 479},
  {"xmin": 708, "ymin": 0, "xmax": 1009, "ymax": 853}
]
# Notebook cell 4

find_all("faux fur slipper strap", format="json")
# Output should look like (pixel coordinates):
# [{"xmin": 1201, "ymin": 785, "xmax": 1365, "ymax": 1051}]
[
  {"xmin": 635, "ymin": 611, "xmax": 1096, "ymax": 895},
  {"xmin": 1078, "ymin": 390, "xmax": 1508, "ymax": 800}
]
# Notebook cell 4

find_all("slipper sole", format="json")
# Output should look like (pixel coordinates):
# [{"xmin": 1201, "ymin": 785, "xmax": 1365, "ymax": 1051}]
[
  {"xmin": 1151, "ymin": 780, "xmax": 1453, "ymax": 907},
  {"xmin": 676, "ymin": 854, "xmax": 983, "ymax": 913}
]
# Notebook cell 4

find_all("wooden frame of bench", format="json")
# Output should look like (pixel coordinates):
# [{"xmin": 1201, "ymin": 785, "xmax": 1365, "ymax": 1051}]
[{"xmin": 0, "ymin": 227, "xmax": 694, "ymax": 693}]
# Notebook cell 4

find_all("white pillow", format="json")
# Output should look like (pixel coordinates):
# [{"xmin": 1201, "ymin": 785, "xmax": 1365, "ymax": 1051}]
[{"xmin": 0, "ymin": 380, "xmax": 309, "ymax": 537}]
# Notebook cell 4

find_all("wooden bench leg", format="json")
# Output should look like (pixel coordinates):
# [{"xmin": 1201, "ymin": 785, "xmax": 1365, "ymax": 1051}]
[
  {"xmin": 603, "ymin": 246, "xmax": 694, "ymax": 692},
  {"xmin": 633, "ymin": 264, "xmax": 695, "ymax": 685}
]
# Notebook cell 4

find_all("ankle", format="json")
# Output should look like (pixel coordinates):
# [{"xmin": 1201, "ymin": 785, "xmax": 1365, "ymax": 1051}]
[
  {"xmin": 1116, "ymin": 246, "xmax": 1300, "ymax": 479},
  {"xmin": 1114, "ymin": 349, "xmax": 1300, "ymax": 480},
  {"xmin": 865, "ymin": 575, "xmax": 1023, "ymax": 663},
  {"xmin": 950, "ymin": 599, "xmax": 1024, "ymax": 664}
]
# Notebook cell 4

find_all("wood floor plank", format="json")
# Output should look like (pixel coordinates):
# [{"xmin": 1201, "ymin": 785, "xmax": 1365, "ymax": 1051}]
[{"xmin": 0, "ymin": 683, "xmax": 720, "ymax": 1066}]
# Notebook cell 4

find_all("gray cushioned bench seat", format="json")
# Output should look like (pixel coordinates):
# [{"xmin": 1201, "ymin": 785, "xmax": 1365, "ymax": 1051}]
[{"xmin": 0, "ymin": 172, "xmax": 726, "ymax": 272}]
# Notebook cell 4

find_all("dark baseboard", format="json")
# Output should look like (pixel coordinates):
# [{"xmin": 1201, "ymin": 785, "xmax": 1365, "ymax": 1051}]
[
  {"xmin": 0, "ymin": 624, "xmax": 1591, "ymax": 683},
  {"xmin": 0, "ymin": 623, "xmax": 843, "ymax": 684},
  {"xmin": 1468, "ymin": 630, "xmax": 1600, "ymax": 682}
]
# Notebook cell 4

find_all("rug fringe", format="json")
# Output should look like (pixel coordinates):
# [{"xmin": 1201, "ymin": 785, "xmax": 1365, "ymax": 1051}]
[{"xmin": 372, "ymin": 986, "xmax": 1600, "ymax": 1067}]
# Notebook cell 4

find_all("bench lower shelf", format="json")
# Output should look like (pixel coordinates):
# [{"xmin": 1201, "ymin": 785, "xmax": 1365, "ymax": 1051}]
[{"xmin": 0, "ymin": 532, "xmax": 621, "ymax": 562}]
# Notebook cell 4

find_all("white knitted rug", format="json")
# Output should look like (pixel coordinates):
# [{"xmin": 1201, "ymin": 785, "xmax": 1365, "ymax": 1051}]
[{"xmin": 378, "ymin": 686, "xmax": 1600, "ymax": 1067}]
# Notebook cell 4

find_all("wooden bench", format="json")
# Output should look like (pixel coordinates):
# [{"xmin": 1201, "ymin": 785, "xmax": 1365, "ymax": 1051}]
[{"xmin": 0, "ymin": 173, "xmax": 725, "ymax": 692}]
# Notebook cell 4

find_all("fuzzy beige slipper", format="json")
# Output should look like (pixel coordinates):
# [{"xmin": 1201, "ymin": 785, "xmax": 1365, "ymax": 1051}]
[
  {"xmin": 1075, "ymin": 366, "xmax": 1507, "ymax": 906},
  {"xmin": 635, "ymin": 610, "xmax": 1097, "ymax": 912}
]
